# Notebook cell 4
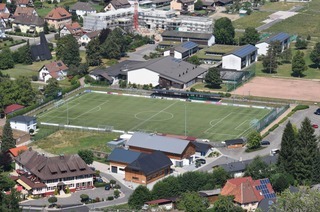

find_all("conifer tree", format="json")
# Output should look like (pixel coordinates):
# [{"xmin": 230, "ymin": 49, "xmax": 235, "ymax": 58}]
[{"xmin": 1, "ymin": 120, "xmax": 15, "ymax": 152}]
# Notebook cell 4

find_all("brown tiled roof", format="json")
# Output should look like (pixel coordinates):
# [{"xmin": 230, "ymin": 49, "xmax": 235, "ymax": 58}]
[
  {"xmin": 14, "ymin": 6, "xmax": 36, "ymax": 17},
  {"xmin": 64, "ymin": 22, "xmax": 83, "ymax": 35},
  {"xmin": 110, "ymin": 0, "xmax": 131, "ymax": 9},
  {"xmin": 84, "ymin": 30, "xmax": 100, "ymax": 39},
  {"xmin": 43, "ymin": 60, "xmax": 68, "ymax": 78},
  {"xmin": 19, "ymin": 175, "xmax": 47, "ymax": 189},
  {"xmin": 15, "ymin": 0, "xmax": 29, "ymax": 5},
  {"xmin": 45, "ymin": 7, "xmax": 71, "ymax": 20},
  {"xmin": 13, "ymin": 14, "xmax": 44, "ymax": 26},
  {"xmin": 15, "ymin": 149, "xmax": 95, "ymax": 180},
  {"xmin": 221, "ymin": 177, "xmax": 264, "ymax": 204},
  {"xmin": 70, "ymin": 2, "xmax": 95, "ymax": 12},
  {"xmin": 0, "ymin": 3, "xmax": 6, "ymax": 10},
  {"xmin": 0, "ymin": 13, "xmax": 10, "ymax": 19},
  {"xmin": 8, "ymin": 146, "xmax": 28, "ymax": 157}
]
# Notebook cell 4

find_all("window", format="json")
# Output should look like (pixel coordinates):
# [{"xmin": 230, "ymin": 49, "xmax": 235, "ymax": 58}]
[{"xmin": 132, "ymin": 177, "xmax": 139, "ymax": 180}]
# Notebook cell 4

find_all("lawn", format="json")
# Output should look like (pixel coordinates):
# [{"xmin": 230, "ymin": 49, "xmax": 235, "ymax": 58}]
[
  {"xmin": 36, "ymin": 0, "xmax": 78, "ymax": 17},
  {"xmin": 0, "ymin": 40, "xmax": 26, "ymax": 50},
  {"xmin": 264, "ymin": 1, "xmax": 320, "ymax": 37},
  {"xmin": 233, "ymin": 11, "xmax": 273, "ymax": 29},
  {"xmin": 2, "ymin": 60, "xmax": 50, "ymax": 79},
  {"xmin": 37, "ymin": 92, "xmax": 272, "ymax": 141},
  {"xmin": 31, "ymin": 130, "xmax": 119, "ymax": 155},
  {"xmin": 260, "ymin": 2, "xmax": 303, "ymax": 11}
]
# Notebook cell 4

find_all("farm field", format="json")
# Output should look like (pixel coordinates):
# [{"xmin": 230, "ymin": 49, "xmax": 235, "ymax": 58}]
[{"xmin": 37, "ymin": 92, "xmax": 271, "ymax": 141}]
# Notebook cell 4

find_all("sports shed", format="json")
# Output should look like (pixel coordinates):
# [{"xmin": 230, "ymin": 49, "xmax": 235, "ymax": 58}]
[
  {"xmin": 164, "ymin": 41, "xmax": 199, "ymax": 60},
  {"xmin": 222, "ymin": 44, "xmax": 258, "ymax": 71},
  {"xmin": 161, "ymin": 30, "xmax": 215, "ymax": 46},
  {"xmin": 256, "ymin": 32, "xmax": 290, "ymax": 56}
]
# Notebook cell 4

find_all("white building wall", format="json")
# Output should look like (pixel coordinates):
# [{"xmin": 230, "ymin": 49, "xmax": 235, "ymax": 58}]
[
  {"xmin": 208, "ymin": 36, "xmax": 215, "ymax": 46},
  {"xmin": 222, "ymin": 55, "xmax": 242, "ymax": 70},
  {"xmin": 163, "ymin": 50, "xmax": 170, "ymax": 56},
  {"xmin": 127, "ymin": 68, "xmax": 159, "ymax": 87},
  {"xmin": 78, "ymin": 35, "xmax": 91, "ymax": 45},
  {"xmin": 10, "ymin": 120, "xmax": 37, "ymax": 132},
  {"xmin": 255, "ymin": 42, "xmax": 269, "ymax": 56},
  {"xmin": 174, "ymin": 51, "xmax": 182, "ymax": 59},
  {"xmin": 76, "ymin": 10, "xmax": 96, "ymax": 17}
]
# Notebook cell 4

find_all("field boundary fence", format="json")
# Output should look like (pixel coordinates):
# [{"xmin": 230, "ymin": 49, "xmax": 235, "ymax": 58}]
[{"xmin": 225, "ymin": 68, "xmax": 256, "ymax": 92}]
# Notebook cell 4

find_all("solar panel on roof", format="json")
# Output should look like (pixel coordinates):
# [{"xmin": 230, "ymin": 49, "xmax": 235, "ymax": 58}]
[
  {"xmin": 261, "ymin": 189, "xmax": 269, "ymax": 195},
  {"xmin": 260, "ymin": 179, "xmax": 270, "ymax": 185}
]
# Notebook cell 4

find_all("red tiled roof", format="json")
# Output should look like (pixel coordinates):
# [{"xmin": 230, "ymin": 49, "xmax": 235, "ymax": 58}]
[
  {"xmin": 4, "ymin": 104, "xmax": 25, "ymax": 114},
  {"xmin": 221, "ymin": 177, "xmax": 264, "ymax": 204},
  {"xmin": 45, "ymin": 7, "xmax": 71, "ymax": 20},
  {"xmin": 0, "ymin": 13, "xmax": 10, "ymax": 19},
  {"xmin": 43, "ymin": 60, "xmax": 68, "ymax": 79},
  {"xmin": 64, "ymin": 22, "xmax": 83, "ymax": 35},
  {"xmin": 8, "ymin": 146, "xmax": 28, "ymax": 157},
  {"xmin": 13, "ymin": 6, "xmax": 36, "ymax": 17},
  {"xmin": 15, "ymin": 0, "xmax": 29, "ymax": 5},
  {"xmin": 0, "ymin": 3, "xmax": 6, "ymax": 10}
]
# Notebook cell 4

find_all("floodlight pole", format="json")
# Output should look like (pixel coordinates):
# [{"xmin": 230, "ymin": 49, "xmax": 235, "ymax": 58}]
[
  {"xmin": 67, "ymin": 99, "xmax": 69, "ymax": 125},
  {"xmin": 184, "ymin": 102, "xmax": 187, "ymax": 136}
]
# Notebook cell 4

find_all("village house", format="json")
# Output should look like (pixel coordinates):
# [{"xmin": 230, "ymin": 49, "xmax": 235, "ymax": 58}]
[
  {"xmin": 15, "ymin": 0, "xmax": 30, "ymax": 7},
  {"xmin": 78, "ymin": 30, "xmax": 100, "ymax": 46},
  {"xmin": 38, "ymin": 60, "xmax": 68, "ymax": 82},
  {"xmin": 161, "ymin": 30, "xmax": 216, "ymax": 47},
  {"xmin": 163, "ymin": 41, "xmax": 199, "ymax": 60},
  {"xmin": 12, "ymin": 14, "xmax": 44, "ymax": 34},
  {"xmin": 8, "ymin": 146, "xmax": 28, "ymax": 158},
  {"xmin": 45, "ymin": 7, "xmax": 72, "ymax": 30},
  {"xmin": 70, "ymin": 2, "xmax": 96, "ymax": 18},
  {"xmin": 14, "ymin": 148, "xmax": 95, "ymax": 197},
  {"xmin": 4, "ymin": 104, "xmax": 25, "ymax": 117},
  {"xmin": 60, "ymin": 22, "xmax": 83, "ymax": 37},
  {"xmin": 255, "ymin": 32, "xmax": 290, "ymax": 56},
  {"xmin": 221, "ymin": 177, "xmax": 276, "ymax": 211},
  {"xmin": 0, "ymin": 3, "xmax": 9, "ymax": 13},
  {"xmin": 13, "ymin": 6, "xmax": 37, "ymax": 18},
  {"xmin": 104, "ymin": 0, "xmax": 131, "ymax": 11},
  {"xmin": 10, "ymin": 115, "xmax": 37, "ymax": 133},
  {"xmin": 170, "ymin": 0, "xmax": 195, "ymax": 13},
  {"xmin": 126, "ymin": 132, "xmax": 196, "ymax": 167}
]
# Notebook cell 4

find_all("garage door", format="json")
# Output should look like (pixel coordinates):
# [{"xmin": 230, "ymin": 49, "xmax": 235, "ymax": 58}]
[{"xmin": 111, "ymin": 166, "xmax": 117, "ymax": 173}]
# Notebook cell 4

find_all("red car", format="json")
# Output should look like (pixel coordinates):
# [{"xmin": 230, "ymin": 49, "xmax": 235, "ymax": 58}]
[{"xmin": 312, "ymin": 124, "xmax": 318, "ymax": 129}]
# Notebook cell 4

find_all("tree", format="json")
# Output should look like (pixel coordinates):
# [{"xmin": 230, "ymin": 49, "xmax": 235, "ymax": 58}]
[
  {"xmin": 0, "ymin": 48, "xmax": 14, "ymax": 70},
  {"xmin": 295, "ymin": 36, "xmax": 308, "ymax": 49},
  {"xmin": 78, "ymin": 150, "xmax": 93, "ymax": 164},
  {"xmin": 211, "ymin": 167, "xmax": 230, "ymax": 188},
  {"xmin": 44, "ymin": 21, "xmax": 49, "ymax": 34},
  {"xmin": 280, "ymin": 48, "xmax": 292, "ymax": 63},
  {"xmin": 1, "ymin": 120, "xmax": 16, "ymax": 152},
  {"xmin": 186, "ymin": 55, "xmax": 201, "ymax": 65},
  {"xmin": 270, "ymin": 173, "xmax": 294, "ymax": 193},
  {"xmin": 114, "ymin": 189, "xmax": 120, "ymax": 198},
  {"xmin": 0, "ymin": 152, "xmax": 13, "ymax": 172},
  {"xmin": 213, "ymin": 17, "xmax": 235, "ymax": 45},
  {"xmin": 0, "ymin": 188, "xmax": 20, "ymax": 211},
  {"xmin": 80, "ymin": 194, "xmax": 89, "ymax": 202},
  {"xmin": 292, "ymin": 117, "xmax": 319, "ymax": 184},
  {"xmin": 44, "ymin": 78, "xmax": 61, "ymax": 99},
  {"xmin": 98, "ymin": 28, "xmax": 112, "ymax": 44},
  {"xmin": 210, "ymin": 195, "xmax": 244, "ymax": 212},
  {"xmin": 194, "ymin": 0, "xmax": 203, "ymax": 10},
  {"xmin": 151, "ymin": 176, "xmax": 181, "ymax": 199},
  {"xmin": 48, "ymin": 196, "xmax": 58, "ymax": 206},
  {"xmin": 0, "ymin": 174, "xmax": 15, "ymax": 191},
  {"xmin": 205, "ymin": 67, "xmax": 222, "ymax": 88},
  {"xmin": 310, "ymin": 42, "xmax": 320, "ymax": 68},
  {"xmin": 244, "ymin": 156, "xmax": 271, "ymax": 180},
  {"xmin": 246, "ymin": 131, "xmax": 261, "ymax": 150},
  {"xmin": 273, "ymin": 188, "xmax": 320, "ymax": 211},
  {"xmin": 262, "ymin": 41, "xmax": 281, "ymax": 73},
  {"xmin": 101, "ymin": 38, "xmax": 121, "ymax": 59},
  {"xmin": 277, "ymin": 121, "xmax": 296, "ymax": 175},
  {"xmin": 240, "ymin": 27, "xmax": 260, "ymax": 45},
  {"xmin": 14, "ymin": 76, "xmax": 36, "ymax": 106},
  {"xmin": 177, "ymin": 191, "xmax": 209, "ymax": 212},
  {"xmin": 56, "ymin": 34, "xmax": 81, "ymax": 66},
  {"xmin": 128, "ymin": 185, "xmax": 152, "ymax": 209},
  {"xmin": 291, "ymin": 51, "xmax": 307, "ymax": 77},
  {"xmin": 109, "ymin": 179, "xmax": 116, "ymax": 188},
  {"xmin": 86, "ymin": 38, "xmax": 102, "ymax": 66}
]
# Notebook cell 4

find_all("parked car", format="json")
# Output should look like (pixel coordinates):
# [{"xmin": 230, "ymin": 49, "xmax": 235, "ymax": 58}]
[
  {"xmin": 196, "ymin": 158, "xmax": 206, "ymax": 164},
  {"xmin": 261, "ymin": 140, "xmax": 270, "ymax": 145},
  {"xmin": 105, "ymin": 184, "xmax": 111, "ymax": 190},
  {"xmin": 312, "ymin": 124, "xmax": 318, "ymax": 129},
  {"xmin": 95, "ymin": 178, "xmax": 103, "ymax": 183},
  {"xmin": 314, "ymin": 108, "xmax": 320, "ymax": 115},
  {"xmin": 270, "ymin": 149, "xmax": 280, "ymax": 156}
]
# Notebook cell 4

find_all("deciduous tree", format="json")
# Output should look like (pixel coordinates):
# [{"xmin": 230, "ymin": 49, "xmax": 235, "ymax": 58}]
[
  {"xmin": 14, "ymin": 76, "xmax": 36, "ymax": 106},
  {"xmin": 245, "ymin": 156, "xmax": 270, "ymax": 180},
  {"xmin": 86, "ymin": 38, "xmax": 102, "ymax": 66},
  {"xmin": 210, "ymin": 195, "xmax": 244, "ymax": 212},
  {"xmin": 205, "ymin": 67, "xmax": 222, "ymax": 88},
  {"xmin": 246, "ymin": 131, "xmax": 261, "ymax": 149},
  {"xmin": 128, "ymin": 185, "xmax": 152, "ymax": 209},
  {"xmin": 280, "ymin": 48, "xmax": 292, "ymax": 63},
  {"xmin": 310, "ymin": 42, "xmax": 320, "ymax": 68},
  {"xmin": 270, "ymin": 173, "xmax": 294, "ymax": 193},
  {"xmin": 262, "ymin": 41, "xmax": 281, "ymax": 73},
  {"xmin": 194, "ymin": 0, "xmax": 203, "ymax": 10},
  {"xmin": 0, "ymin": 152, "xmax": 13, "ymax": 172},
  {"xmin": 213, "ymin": 17, "xmax": 235, "ymax": 45},
  {"xmin": 177, "ymin": 191, "xmax": 209, "ymax": 212},
  {"xmin": 291, "ymin": 51, "xmax": 307, "ymax": 77},
  {"xmin": 240, "ymin": 27, "xmax": 260, "ymax": 45},
  {"xmin": 56, "ymin": 35, "xmax": 81, "ymax": 66},
  {"xmin": 1, "ymin": 120, "xmax": 16, "ymax": 152},
  {"xmin": 44, "ymin": 78, "xmax": 61, "ymax": 99},
  {"xmin": 78, "ymin": 149, "xmax": 93, "ymax": 164},
  {"xmin": 0, "ymin": 48, "xmax": 14, "ymax": 70},
  {"xmin": 295, "ymin": 36, "xmax": 308, "ymax": 49},
  {"xmin": 186, "ymin": 55, "xmax": 201, "ymax": 65}
]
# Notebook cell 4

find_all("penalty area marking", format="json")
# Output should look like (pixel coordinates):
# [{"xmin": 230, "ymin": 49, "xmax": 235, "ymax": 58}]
[{"xmin": 134, "ymin": 111, "xmax": 174, "ymax": 122}]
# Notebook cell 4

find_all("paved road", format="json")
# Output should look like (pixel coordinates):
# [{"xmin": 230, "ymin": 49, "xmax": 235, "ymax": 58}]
[
  {"xmin": 219, "ymin": 106, "xmax": 320, "ymax": 161},
  {"xmin": 125, "ymin": 43, "xmax": 158, "ymax": 61},
  {"xmin": 256, "ymin": 19, "xmax": 282, "ymax": 32},
  {"xmin": 7, "ymin": 33, "xmax": 56, "ymax": 51}
]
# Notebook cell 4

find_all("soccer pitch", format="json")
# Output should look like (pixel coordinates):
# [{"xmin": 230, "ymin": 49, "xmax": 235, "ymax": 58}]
[{"xmin": 38, "ymin": 92, "xmax": 271, "ymax": 141}]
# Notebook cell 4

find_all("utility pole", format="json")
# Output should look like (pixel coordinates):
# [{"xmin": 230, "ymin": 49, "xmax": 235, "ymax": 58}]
[{"xmin": 184, "ymin": 103, "xmax": 187, "ymax": 136}]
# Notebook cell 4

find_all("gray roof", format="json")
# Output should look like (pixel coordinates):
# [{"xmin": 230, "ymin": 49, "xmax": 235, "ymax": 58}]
[
  {"xmin": 127, "ymin": 132, "xmax": 192, "ymax": 155},
  {"xmin": 264, "ymin": 32, "xmax": 290, "ymax": 44},
  {"xmin": 10, "ymin": 115, "xmax": 36, "ymax": 123},
  {"xmin": 199, "ymin": 188, "xmax": 221, "ymax": 196},
  {"xmin": 107, "ymin": 148, "xmax": 143, "ymax": 164},
  {"xmin": 126, "ymin": 150, "xmax": 173, "ymax": 175},
  {"xmin": 226, "ymin": 44, "xmax": 258, "ymax": 58},
  {"xmin": 110, "ymin": 0, "xmax": 131, "ymax": 9},
  {"xmin": 70, "ymin": 2, "xmax": 95, "ymax": 12},
  {"xmin": 13, "ymin": 14, "xmax": 44, "ymax": 26},
  {"xmin": 127, "ymin": 56, "xmax": 207, "ymax": 84},
  {"xmin": 257, "ymin": 198, "xmax": 276, "ymax": 212},
  {"xmin": 15, "ymin": 149, "xmax": 95, "ymax": 180},
  {"xmin": 174, "ymin": 41, "xmax": 198, "ymax": 53},
  {"xmin": 90, "ymin": 60, "xmax": 141, "ymax": 78},
  {"xmin": 162, "ymin": 30, "xmax": 214, "ymax": 40}
]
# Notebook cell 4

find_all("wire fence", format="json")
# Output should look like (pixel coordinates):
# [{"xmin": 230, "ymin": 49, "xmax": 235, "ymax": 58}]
[{"xmin": 225, "ymin": 68, "xmax": 256, "ymax": 92}]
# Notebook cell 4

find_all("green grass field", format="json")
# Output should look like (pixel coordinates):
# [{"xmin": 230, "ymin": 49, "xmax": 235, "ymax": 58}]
[{"xmin": 37, "ymin": 92, "xmax": 271, "ymax": 141}]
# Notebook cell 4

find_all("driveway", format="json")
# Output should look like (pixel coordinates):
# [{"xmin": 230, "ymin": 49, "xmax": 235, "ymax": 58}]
[
  {"xmin": 218, "ymin": 106, "xmax": 320, "ymax": 161},
  {"xmin": 124, "ymin": 44, "xmax": 158, "ymax": 61}
]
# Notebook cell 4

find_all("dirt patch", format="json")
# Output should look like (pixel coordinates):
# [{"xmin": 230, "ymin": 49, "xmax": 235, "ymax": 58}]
[
  {"xmin": 232, "ymin": 76, "xmax": 320, "ymax": 102},
  {"xmin": 210, "ymin": 6, "xmax": 241, "ymax": 21}
]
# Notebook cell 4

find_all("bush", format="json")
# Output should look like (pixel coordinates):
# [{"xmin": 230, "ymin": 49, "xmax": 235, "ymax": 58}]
[
  {"xmin": 268, "ymin": 124, "xmax": 279, "ymax": 132},
  {"xmin": 190, "ymin": 87, "xmax": 197, "ymax": 92},
  {"xmin": 114, "ymin": 184, "xmax": 121, "ymax": 189},
  {"xmin": 65, "ymin": 186, "xmax": 70, "ymax": 194},
  {"xmin": 94, "ymin": 182, "xmax": 108, "ymax": 187},
  {"xmin": 225, "ymin": 93, "xmax": 231, "ymax": 98},
  {"xmin": 107, "ymin": 196, "xmax": 114, "ymax": 201},
  {"xmin": 292, "ymin": 105, "xmax": 309, "ymax": 111},
  {"xmin": 54, "ymin": 188, "xmax": 58, "ymax": 195},
  {"xmin": 95, "ymin": 197, "xmax": 100, "ymax": 202},
  {"xmin": 48, "ymin": 196, "xmax": 57, "ymax": 204},
  {"xmin": 31, "ymin": 75, "xmax": 38, "ymax": 81},
  {"xmin": 80, "ymin": 194, "xmax": 89, "ymax": 202},
  {"xmin": 114, "ymin": 190, "xmax": 120, "ymax": 199}
]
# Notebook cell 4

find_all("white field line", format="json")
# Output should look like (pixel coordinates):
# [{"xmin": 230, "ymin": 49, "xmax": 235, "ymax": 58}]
[
  {"xmin": 129, "ymin": 101, "xmax": 179, "ymax": 131},
  {"xmin": 204, "ymin": 132, "xmax": 238, "ymax": 136},
  {"xmin": 235, "ymin": 120, "xmax": 249, "ymax": 130},
  {"xmin": 73, "ymin": 100, "xmax": 109, "ymax": 120},
  {"xmin": 204, "ymin": 113, "xmax": 233, "ymax": 133}
]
